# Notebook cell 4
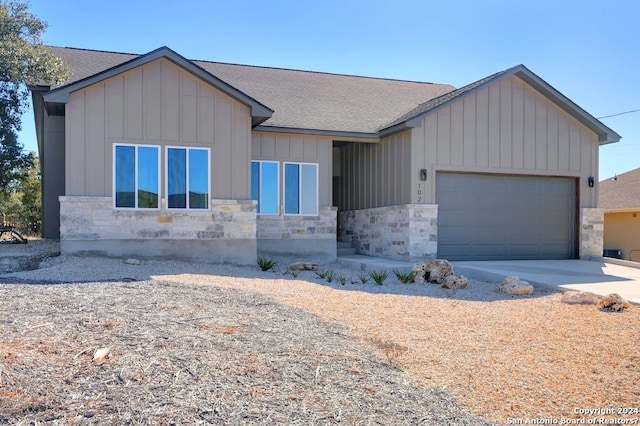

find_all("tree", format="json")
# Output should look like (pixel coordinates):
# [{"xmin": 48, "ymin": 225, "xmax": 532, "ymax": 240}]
[{"xmin": 0, "ymin": 0, "xmax": 67, "ymax": 191}]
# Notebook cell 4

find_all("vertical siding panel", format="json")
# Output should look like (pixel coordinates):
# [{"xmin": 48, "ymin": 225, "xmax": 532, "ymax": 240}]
[
  {"xmin": 424, "ymin": 114, "xmax": 438, "ymax": 173},
  {"xmin": 364, "ymin": 144, "xmax": 371, "ymax": 207},
  {"xmin": 450, "ymin": 100, "xmax": 464, "ymax": 166},
  {"xmin": 488, "ymin": 84, "xmax": 500, "ymax": 168},
  {"xmin": 375, "ymin": 142, "xmax": 383, "ymax": 207},
  {"xmin": 106, "ymin": 76, "xmax": 124, "ymax": 140},
  {"xmin": 523, "ymin": 87, "xmax": 536, "ymax": 169},
  {"xmin": 569, "ymin": 122, "xmax": 581, "ymax": 171},
  {"xmin": 303, "ymin": 137, "xmax": 317, "ymax": 159},
  {"xmin": 463, "ymin": 95, "xmax": 476, "ymax": 167},
  {"xmin": 85, "ymin": 85, "xmax": 106, "ymax": 195},
  {"xmin": 251, "ymin": 133, "xmax": 261, "ymax": 158},
  {"xmin": 143, "ymin": 62, "xmax": 162, "ymax": 141},
  {"xmin": 535, "ymin": 93, "xmax": 548, "ymax": 170},
  {"xmin": 547, "ymin": 106, "xmax": 559, "ymax": 171},
  {"xmin": 290, "ymin": 136, "xmax": 304, "ymax": 160},
  {"xmin": 499, "ymin": 79, "xmax": 512, "ymax": 168},
  {"xmin": 66, "ymin": 93, "xmax": 86, "ymax": 195},
  {"xmin": 511, "ymin": 79, "xmax": 524, "ymax": 169},
  {"xmin": 213, "ymin": 96, "xmax": 232, "ymax": 198},
  {"xmin": 124, "ymin": 68, "xmax": 143, "ymax": 140},
  {"xmin": 402, "ymin": 133, "xmax": 412, "ymax": 204},
  {"xmin": 162, "ymin": 63, "xmax": 180, "ymax": 142},
  {"xmin": 276, "ymin": 134, "xmax": 290, "ymax": 158},
  {"xmin": 261, "ymin": 134, "xmax": 276, "ymax": 158},
  {"xmin": 558, "ymin": 113, "xmax": 570, "ymax": 171},
  {"xmin": 317, "ymin": 139, "xmax": 330, "ymax": 207},
  {"xmin": 197, "ymin": 83, "xmax": 215, "ymax": 144},
  {"xmin": 411, "ymin": 127, "xmax": 425, "ymax": 204},
  {"xmin": 180, "ymin": 73, "xmax": 197, "ymax": 143},
  {"xmin": 580, "ymin": 130, "xmax": 594, "ymax": 206},
  {"xmin": 475, "ymin": 87, "xmax": 489, "ymax": 169},
  {"xmin": 436, "ymin": 108, "xmax": 451, "ymax": 165},
  {"xmin": 230, "ymin": 103, "xmax": 249, "ymax": 199}
]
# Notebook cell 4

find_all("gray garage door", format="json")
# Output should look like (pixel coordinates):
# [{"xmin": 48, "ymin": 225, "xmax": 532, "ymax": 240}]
[{"xmin": 436, "ymin": 173, "xmax": 576, "ymax": 260}]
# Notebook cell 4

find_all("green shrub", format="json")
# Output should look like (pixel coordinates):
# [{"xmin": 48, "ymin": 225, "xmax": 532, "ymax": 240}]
[
  {"xmin": 358, "ymin": 272, "xmax": 370, "ymax": 284},
  {"xmin": 337, "ymin": 275, "xmax": 348, "ymax": 285}
]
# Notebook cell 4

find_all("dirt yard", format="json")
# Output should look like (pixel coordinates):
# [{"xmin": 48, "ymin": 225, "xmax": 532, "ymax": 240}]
[{"xmin": 1, "ymin": 251, "xmax": 639, "ymax": 424}]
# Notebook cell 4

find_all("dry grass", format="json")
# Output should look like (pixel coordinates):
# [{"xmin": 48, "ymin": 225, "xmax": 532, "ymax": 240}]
[{"xmin": 0, "ymin": 279, "xmax": 487, "ymax": 425}]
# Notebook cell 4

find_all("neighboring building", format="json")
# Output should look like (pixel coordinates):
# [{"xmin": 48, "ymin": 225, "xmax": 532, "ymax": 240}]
[
  {"xmin": 599, "ymin": 168, "xmax": 640, "ymax": 262},
  {"xmin": 29, "ymin": 46, "xmax": 620, "ymax": 264}
]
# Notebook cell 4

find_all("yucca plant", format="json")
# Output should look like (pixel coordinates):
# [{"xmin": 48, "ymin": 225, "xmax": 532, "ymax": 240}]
[
  {"xmin": 369, "ymin": 270, "xmax": 388, "ymax": 285},
  {"xmin": 257, "ymin": 256, "xmax": 277, "ymax": 272},
  {"xmin": 393, "ymin": 269, "xmax": 414, "ymax": 284}
]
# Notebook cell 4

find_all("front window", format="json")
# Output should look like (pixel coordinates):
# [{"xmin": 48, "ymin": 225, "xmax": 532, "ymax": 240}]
[
  {"xmin": 167, "ymin": 147, "xmax": 210, "ymax": 209},
  {"xmin": 251, "ymin": 161, "xmax": 279, "ymax": 215},
  {"xmin": 284, "ymin": 162, "xmax": 318, "ymax": 215},
  {"xmin": 114, "ymin": 144, "xmax": 160, "ymax": 209}
]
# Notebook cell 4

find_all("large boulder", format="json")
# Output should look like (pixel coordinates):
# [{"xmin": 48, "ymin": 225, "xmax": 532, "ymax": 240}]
[
  {"xmin": 412, "ymin": 259, "xmax": 455, "ymax": 284},
  {"xmin": 597, "ymin": 293, "xmax": 630, "ymax": 312},
  {"xmin": 498, "ymin": 276, "xmax": 533, "ymax": 296},
  {"xmin": 441, "ymin": 275, "xmax": 469, "ymax": 289}
]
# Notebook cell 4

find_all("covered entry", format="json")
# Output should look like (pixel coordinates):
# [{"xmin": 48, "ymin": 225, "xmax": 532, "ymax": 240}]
[{"xmin": 436, "ymin": 172, "xmax": 577, "ymax": 260}]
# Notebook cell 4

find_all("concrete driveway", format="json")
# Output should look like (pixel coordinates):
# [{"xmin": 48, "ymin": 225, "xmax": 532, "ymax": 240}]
[{"xmin": 454, "ymin": 259, "xmax": 640, "ymax": 304}]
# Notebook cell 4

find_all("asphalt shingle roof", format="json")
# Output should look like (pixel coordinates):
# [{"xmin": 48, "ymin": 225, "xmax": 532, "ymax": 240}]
[
  {"xmin": 599, "ymin": 168, "xmax": 640, "ymax": 210},
  {"xmin": 47, "ymin": 46, "xmax": 455, "ymax": 134}
]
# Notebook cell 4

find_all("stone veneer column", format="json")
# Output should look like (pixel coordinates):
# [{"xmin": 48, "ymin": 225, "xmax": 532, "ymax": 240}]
[
  {"xmin": 338, "ymin": 204, "xmax": 438, "ymax": 260},
  {"xmin": 580, "ymin": 207, "xmax": 604, "ymax": 259}
]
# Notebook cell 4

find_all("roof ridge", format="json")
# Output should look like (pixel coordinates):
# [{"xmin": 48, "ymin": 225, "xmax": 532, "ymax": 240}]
[
  {"xmin": 195, "ymin": 58, "xmax": 447, "ymax": 86},
  {"xmin": 48, "ymin": 45, "xmax": 449, "ymax": 86}
]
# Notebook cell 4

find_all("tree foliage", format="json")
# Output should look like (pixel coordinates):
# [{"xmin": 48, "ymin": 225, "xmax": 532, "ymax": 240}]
[
  {"xmin": 0, "ymin": 151, "xmax": 40, "ymax": 234},
  {"xmin": 0, "ymin": 0, "xmax": 67, "ymax": 191}
]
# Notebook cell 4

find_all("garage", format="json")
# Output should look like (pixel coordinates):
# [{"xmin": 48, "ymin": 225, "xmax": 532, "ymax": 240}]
[{"xmin": 436, "ymin": 172, "xmax": 577, "ymax": 260}]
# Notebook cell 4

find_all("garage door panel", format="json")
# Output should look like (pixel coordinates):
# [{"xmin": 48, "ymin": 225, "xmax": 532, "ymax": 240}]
[{"xmin": 436, "ymin": 173, "xmax": 576, "ymax": 260}]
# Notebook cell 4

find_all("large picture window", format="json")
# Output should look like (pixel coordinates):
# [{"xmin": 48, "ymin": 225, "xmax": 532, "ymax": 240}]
[
  {"xmin": 251, "ymin": 161, "xmax": 279, "ymax": 215},
  {"xmin": 284, "ymin": 162, "xmax": 318, "ymax": 215},
  {"xmin": 114, "ymin": 144, "xmax": 160, "ymax": 209},
  {"xmin": 166, "ymin": 147, "xmax": 210, "ymax": 209}
]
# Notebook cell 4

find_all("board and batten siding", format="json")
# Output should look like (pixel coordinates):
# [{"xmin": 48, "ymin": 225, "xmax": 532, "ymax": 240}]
[
  {"xmin": 411, "ymin": 74, "xmax": 599, "ymax": 207},
  {"xmin": 336, "ymin": 130, "xmax": 412, "ymax": 211},
  {"xmin": 251, "ymin": 132, "xmax": 332, "ymax": 208},
  {"xmin": 64, "ymin": 58, "xmax": 252, "ymax": 200}
]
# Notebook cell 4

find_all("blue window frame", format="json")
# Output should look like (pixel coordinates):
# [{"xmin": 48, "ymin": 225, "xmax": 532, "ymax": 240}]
[
  {"xmin": 284, "ymin": 162, "xmax": 318, "ymax": 215},
  {"xmin": 166, "ymin": 147, "xmax": 210, "ymax": 210},
  {"xmin": 251, "ymin": 161, "xmax": 279, "ymax": 215},
  {"xmin": 114, "ymin": 144, "xmax": 160, "ymax": 209}
]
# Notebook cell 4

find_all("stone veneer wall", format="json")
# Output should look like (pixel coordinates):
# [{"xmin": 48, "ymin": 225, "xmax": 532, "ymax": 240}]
[
  {"xmin": 59, "ymin": 196, "xmax": 257, "ymax": 264},
  {"xmin": 580, "ymin": 207, "xmax": 604, "ymax": 259},
  {"xmin": 338, "ymin": 204, "xmax": 438, "ymax": 260},
  {"xmin": 256, "ymin": 206, "xmax": 337, "ymax": 259}
]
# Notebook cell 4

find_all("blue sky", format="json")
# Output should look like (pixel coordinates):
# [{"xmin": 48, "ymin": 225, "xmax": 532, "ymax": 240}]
[{"xmin": 22, "ymin": 0, "xmax": 639, "ymax": 180}]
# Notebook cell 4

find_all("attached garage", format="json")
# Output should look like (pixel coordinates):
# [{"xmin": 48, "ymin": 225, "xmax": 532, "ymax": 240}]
[{"xmin": 436, "ymin": 172, "xmax": 577, "ymax": 260}]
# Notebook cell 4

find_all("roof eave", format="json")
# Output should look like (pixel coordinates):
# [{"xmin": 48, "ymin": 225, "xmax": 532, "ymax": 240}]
[
  {"xmin": 42, "ymin": 46, "xmax": 274, "ymax": 124},
  {"xmin": 254, "ymin": 125, "xmax": 379, "ymax": 142}
]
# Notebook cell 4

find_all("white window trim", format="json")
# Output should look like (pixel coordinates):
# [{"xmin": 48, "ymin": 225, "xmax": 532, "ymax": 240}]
[
  {"xmin": 252, "ymin": 160, "xmax": 280, "ymax": 216},
  {"xmin": 283, "ymin": 161, "xmax": 319, "ymax": 216},
  {"xmin": 165, "ymin": 146, "xmax": 212, "ymax": 211},
  {"xmin": 112, "ymin": 143, "xmax": 161, "ymax": 210}
]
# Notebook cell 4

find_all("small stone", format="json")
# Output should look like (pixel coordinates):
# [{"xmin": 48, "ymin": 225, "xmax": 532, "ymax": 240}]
[
  {"xmin": 288, "ymin": 262, "xmax": 318, "ymax": 271},
  {"xmin": 597, "ymin": 293, "xmax": 630, "ymax": 312},
  {"xmin": 441, "ymin": 275, "xmax": 469, "ymax": 289},
  {"xmin": 124, "ymin": 258, "xmax": 141, "ymax": 265},
  {"xmin": 498, "ymin": 276, "xmax": 533, "ymax": 296}
]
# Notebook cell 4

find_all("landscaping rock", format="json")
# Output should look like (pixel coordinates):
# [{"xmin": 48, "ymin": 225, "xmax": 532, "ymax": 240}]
[
  {"xmin": 561, "ymin": 291, "xmax": 601, "ymax": 305},
  {"xmin": 597, "ymin": 293, "xmax": 630, "ymax": 312},
  {"xmin": 411, "ymin": 259, "xmax": 454, "ymax": 284},
  {"xmin": 498, "ymin": 276, "xmax": 533, "ymax": 296},
  {"xmin": 441, "ymin": 275, "xmax": 469, "ymax": 289},
  {"xmin": 288, "ymin": 262, "xmax": 318, "ymax": 272}
]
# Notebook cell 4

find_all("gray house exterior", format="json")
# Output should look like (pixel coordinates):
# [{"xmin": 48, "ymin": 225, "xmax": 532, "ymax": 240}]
[{"xmin": 30, "ymin": 46, "xmax": 620, "ymax": 264}]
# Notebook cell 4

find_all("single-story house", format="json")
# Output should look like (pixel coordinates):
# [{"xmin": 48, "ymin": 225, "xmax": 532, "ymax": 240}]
[
  {"xmin": 29, "ymin": 46, "xmax": 620, "ymax": 264},
  {"xmin": 599, "ymin": 168, "xmax": 640, "ymax": 262}
]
